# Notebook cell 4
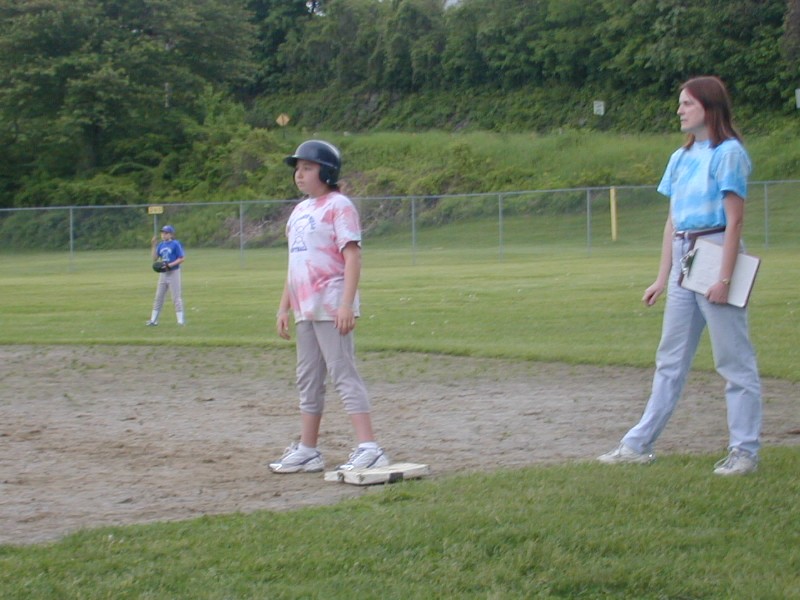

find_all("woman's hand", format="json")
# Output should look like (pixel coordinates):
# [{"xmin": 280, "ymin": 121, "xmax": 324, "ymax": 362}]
[
  {"xmin": 642, "ymin": 281, "xmax": 666, "ymax": 306},
  {"xmin": 705, "ymin": 280, "xmax": 730, "ymax": 305}
]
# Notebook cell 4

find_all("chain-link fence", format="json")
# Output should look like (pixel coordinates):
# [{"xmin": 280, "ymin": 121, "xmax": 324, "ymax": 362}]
[{"xmin": 1, "ymin": 181, "xmax": 798, "ymax": 264}]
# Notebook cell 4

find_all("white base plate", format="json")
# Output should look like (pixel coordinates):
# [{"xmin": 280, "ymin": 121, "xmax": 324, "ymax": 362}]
[{"xmin": 324, "ymin": 462, "xmax": 430, "ymax": 486}]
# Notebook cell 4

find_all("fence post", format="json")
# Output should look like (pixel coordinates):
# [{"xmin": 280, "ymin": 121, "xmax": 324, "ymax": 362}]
[
  {"xmin": 69, "ymin": 207, "xmax": 75, "ymax": 271},
  {"xmin": 610, "ymin": 187, "xmax": 618, "ymax": 242},
  {"xmin": 498, "ymin": 193, "xmax": 505, "ymax": 260},
  {"xmin": 239, "ymin": 202, "xmax": 245, "ymax": 267},
  {"xmin": 763, "ymin": 183, "xmax": 769, "ymax": 249},
  {"xmin": 411, "ymin": 197, "xmax": 417, "ymax": 266},
  {"xmin": 586, "ymin": 188, "xmax": 592, "ymax": 256}
]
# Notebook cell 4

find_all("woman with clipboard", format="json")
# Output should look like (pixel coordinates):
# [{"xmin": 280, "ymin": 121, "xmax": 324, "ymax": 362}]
[{"xmin": 597, "ymin": 76, "xmax": 762, "ymax": 476}]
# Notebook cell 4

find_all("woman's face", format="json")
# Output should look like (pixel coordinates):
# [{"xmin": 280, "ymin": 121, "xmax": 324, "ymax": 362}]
[{"xmin": 677, "ymin": 89, "xmax": 707, "ymax": 140}]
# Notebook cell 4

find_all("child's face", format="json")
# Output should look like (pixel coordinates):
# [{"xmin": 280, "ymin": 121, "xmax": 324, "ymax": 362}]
[{"xmin": 294, "ymin": 159, "xmax": 329, "ymax": 197}]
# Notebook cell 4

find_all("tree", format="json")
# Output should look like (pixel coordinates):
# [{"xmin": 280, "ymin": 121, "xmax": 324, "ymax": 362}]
[
  {"xmin": 596, "ymin": 0, "xmax": 789, "ymax": 105},
  {"xmin": 474, "ymin": 0, "xmax": 549, "ymax": 89},
  {"xmin": 0, "ymin": 0, "xmax": 257, "ymax": 202},
  {"xmin": 246, "ymin": 0, "xmax": 309, "ymax": 95},
  {"xmin": 535, "ymin": 0, "xmax": 607, "ymax": 85},
  {"xmin": 326, "ymin": 0, "xmax": 388, "ymax": 89},
  {"xmin": 380, "ymin": 0, "xmax": 445, "ymax": 92},
  {"xmin": 783, "ymin": 0, "xmax": 800, "ymax": 62},
  {"xmin": 441, "ymin": 0, "xmax": 490, "ymax": 88}
]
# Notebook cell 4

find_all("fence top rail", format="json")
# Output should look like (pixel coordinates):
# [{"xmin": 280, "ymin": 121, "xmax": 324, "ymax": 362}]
[{"xmin": 1, "ymin": 180, "xmax": 798, "ymax": 213}]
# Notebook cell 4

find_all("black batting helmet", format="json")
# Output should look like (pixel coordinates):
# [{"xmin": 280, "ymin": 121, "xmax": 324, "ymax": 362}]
[{"xmin": 284, "ymin": 140, "xmax": 341, "ymax": 186}]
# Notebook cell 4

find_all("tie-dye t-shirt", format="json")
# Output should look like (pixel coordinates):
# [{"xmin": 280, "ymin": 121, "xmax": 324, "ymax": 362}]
[
  {"xmin": 657, "ymin": 138, "xmax": 751, "ymax": 231},
  {"xmin": 285, "ymin": 192, "xmax": 362, "ymax": 322}
]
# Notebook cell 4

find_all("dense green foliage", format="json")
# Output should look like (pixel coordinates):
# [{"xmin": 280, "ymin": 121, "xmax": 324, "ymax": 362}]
[
  {"xmin": 2, "ymin": 447, "xmax": 799, "ymax": 597},
  {"xmin": 1, "ymin": 0, "xmax": 798, "ymax": 211},
  {"xmin": 271, "ymin": 0, "xmax": 797, "ymax": 106},
  {"xmin": 0, "ymin": 0, "xmax": 256, "ymax": 201}
]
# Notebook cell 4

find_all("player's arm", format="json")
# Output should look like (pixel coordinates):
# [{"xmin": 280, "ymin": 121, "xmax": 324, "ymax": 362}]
[
  {"xmin": 706, "ymin": 192, "xmax": 744, "ymax": 304},
  {"xmin": 276, "ymin": 280, "xmax": 292, "ymax": 340},
  {"xmin": 336, "ymin": 242, "xmax": 361, "ymax": 335},
  {"xmin": 166, "ymin": 255, "xmax": 185, "ymax": 269},
  {"xmin": 642, "ymin": 215, "xmax": 674, "ymax": 306}
]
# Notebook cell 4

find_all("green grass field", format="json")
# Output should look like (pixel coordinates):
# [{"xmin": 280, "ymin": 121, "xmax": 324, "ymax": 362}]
[
  {"xmin": 1, "ymin": 213, "xmax": 798, "ymax": 379},
  {"xmin": 1, "ymin": 450, "xmax": 799, "ymax": 599},
  {"xmin": 2, "ymin": 212, "xmax": 799, "ymax": 598}
]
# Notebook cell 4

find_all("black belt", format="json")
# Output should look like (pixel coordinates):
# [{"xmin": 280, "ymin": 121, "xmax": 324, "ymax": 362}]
[{"xmin": 673, "ymin": 226, "xmax": 726, "ymax": 240}]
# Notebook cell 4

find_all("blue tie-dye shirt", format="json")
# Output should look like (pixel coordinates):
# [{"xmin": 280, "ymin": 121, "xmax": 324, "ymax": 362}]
[{"xmin": 657, "ymin": 138, "xmax": 751, "ymax": 231}]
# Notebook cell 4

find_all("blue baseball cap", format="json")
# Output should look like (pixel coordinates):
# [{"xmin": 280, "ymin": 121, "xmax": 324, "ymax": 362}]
[{"xmin": 161, "ymin": 225, "xmax": 175, "ymax": 233}]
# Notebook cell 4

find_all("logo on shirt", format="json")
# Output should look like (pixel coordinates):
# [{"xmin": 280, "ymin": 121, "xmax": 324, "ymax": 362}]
[{"xmin": 290, "ymin": 215, "xmax": 316, "ymax": 253}]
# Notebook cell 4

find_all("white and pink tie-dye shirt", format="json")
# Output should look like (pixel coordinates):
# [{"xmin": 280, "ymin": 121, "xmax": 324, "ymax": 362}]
[{"xmin": 285, "ymin": 192, "xmax": 362, "ymax": 322}]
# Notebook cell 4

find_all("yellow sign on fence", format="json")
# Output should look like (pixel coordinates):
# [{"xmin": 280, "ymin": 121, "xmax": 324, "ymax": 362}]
[{"xmin": 147, "ymin": 206, "xmax": 164, "ymax": 215}]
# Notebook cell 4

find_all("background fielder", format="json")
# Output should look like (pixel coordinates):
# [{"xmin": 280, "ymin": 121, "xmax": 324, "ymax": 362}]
[{"xmin": 147, "ymin": 224, "xmax": 185, "ymax": 326}]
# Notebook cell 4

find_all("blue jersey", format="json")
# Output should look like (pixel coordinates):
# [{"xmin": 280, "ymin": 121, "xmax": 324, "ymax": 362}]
[
  {"xmin": 156, "ymin": 239, "xmax": 184, "ymax": 269},
  {"xmin": 657, "ymin": 138, "xmax": 751, "ymax": 231}
]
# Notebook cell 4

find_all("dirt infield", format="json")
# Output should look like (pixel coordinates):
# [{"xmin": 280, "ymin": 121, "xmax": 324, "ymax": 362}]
[{"xmin": 1, "ymin": 345, "xmax": 798, "ymax": 546}]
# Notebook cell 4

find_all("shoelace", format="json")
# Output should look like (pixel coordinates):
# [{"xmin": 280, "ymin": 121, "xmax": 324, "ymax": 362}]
[
  {"xmin": 346, "ymin": 447, "xmax": 382, "ymax": 466},
  {"xmin": 714, "ymin": 451, "xmax": 744, "ymax": 470},
  {"xmin": 347, "ymin": 448, "xmax": 367, "ymax": 462},
  {"xmin": 714, "ymin": 456, "xmax": 733, "ymax": 469}
]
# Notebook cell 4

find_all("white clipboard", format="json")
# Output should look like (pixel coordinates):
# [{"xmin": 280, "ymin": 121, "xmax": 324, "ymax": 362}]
[{"xmin": 679, "ymin": 238, "xmax": 761, "ymax": 308}]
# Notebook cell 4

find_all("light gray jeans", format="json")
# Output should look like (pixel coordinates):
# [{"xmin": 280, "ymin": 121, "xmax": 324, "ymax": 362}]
[
  {"xmin": 294, "ymin": 320, "xmax": 371, "ymax": 415},
  {"xmin": 622, "ymin": 233, "xmax": 762, "ymax": 456}
]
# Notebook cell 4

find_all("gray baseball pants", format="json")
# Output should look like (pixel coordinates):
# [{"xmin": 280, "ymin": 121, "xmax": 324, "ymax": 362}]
[
  {"xmin": 294, "ymin": 320, "xmax": 371, "ymax": 415},
  {"xmin": 152, "ymin": 269, "xmax": 183, "ymax": 313}
]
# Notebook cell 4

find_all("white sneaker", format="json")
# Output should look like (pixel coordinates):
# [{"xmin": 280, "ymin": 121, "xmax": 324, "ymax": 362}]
[
  {"xmin": 597, "ymin": 443, "xmax": 655, "ymax": 465},
  {"xmin": 268, "ymin": 443, "xmax": 324, "ymax": 474},
  {"xmin": 713, "ymin": 448, "xmax": 758, "ymax": 476},
  {"xmin": 145, "ymin": 320, "xmax": 158, "ymax": 327},
  {"xmin": 336, "ymin": 446, "xmax": 390, "ymax": 471}
]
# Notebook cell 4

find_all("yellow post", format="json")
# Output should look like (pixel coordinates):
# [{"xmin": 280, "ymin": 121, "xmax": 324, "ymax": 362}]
[{"xmin": 610, "ymin": 187, "xmax": 618, "ymax": 241}]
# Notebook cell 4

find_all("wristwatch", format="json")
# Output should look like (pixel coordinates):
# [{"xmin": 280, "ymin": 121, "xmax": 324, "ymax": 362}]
[{"xmin": 721, "ymin": 278, "xmax": 731, "ymax": 285}]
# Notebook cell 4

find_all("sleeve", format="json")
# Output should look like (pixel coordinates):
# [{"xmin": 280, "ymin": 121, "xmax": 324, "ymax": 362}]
[
  {"xmin": 656, "ymin": 149, "xmax": 682, "ymax": 198},
  {"xmin": 712, "ymin": 142, "xmax": 751, "ymax": 200},
  {"xmin": 332, "ymin": 195, "xmax": 362, "ymax": 251}
]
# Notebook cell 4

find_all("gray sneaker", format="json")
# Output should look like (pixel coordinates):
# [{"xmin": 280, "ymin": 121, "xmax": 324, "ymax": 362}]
[
  {"xmin": 713, "ymin": 448, "xmax": 758, "ymax": 476},
  {"xmin": 336, "ymin": 446, "xmax": 390, "ymax": 471},
  {"xmin": 268, "ymin": 443, "xmax": 324, "ymax": 474},
  {"xmin": 597, "ymin": 443, "xmax": 655, "ymax": 465},
  {"xmin": 145, "ymin": 320, "xmax": 158, "ymax": 326}
]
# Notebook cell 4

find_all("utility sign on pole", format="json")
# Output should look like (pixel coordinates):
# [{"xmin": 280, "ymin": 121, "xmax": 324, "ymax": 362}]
[
  {"xmin": 148, "ymin": 205, "xmax": 164, "ymax": 234},
  {"xmin": 276, "ymin": 113, "xmax": 291, "ymax": 138},
  {"xmin": 593, "ymin": 101, "xmax": 605, "ymax": 116}
]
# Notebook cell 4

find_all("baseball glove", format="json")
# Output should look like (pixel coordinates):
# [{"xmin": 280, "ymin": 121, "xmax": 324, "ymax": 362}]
[{"xmin": 152, "ymin": 260, "xmax": 170, "ymax": 273}]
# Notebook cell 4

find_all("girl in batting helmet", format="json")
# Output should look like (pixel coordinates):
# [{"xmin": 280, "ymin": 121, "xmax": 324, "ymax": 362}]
[
  {"xmin": 284, "ymin": 139, "xmax": 341, "ymax": 187},
  {"xmin": 270, "ymin": 139, "xmax": 391, "ymax": 474}
]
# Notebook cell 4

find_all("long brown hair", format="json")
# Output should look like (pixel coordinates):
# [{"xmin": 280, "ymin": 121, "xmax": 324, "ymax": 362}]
[{"xmin": 680, "ymin": 76, "xmax": 743, "ymax": 149}]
